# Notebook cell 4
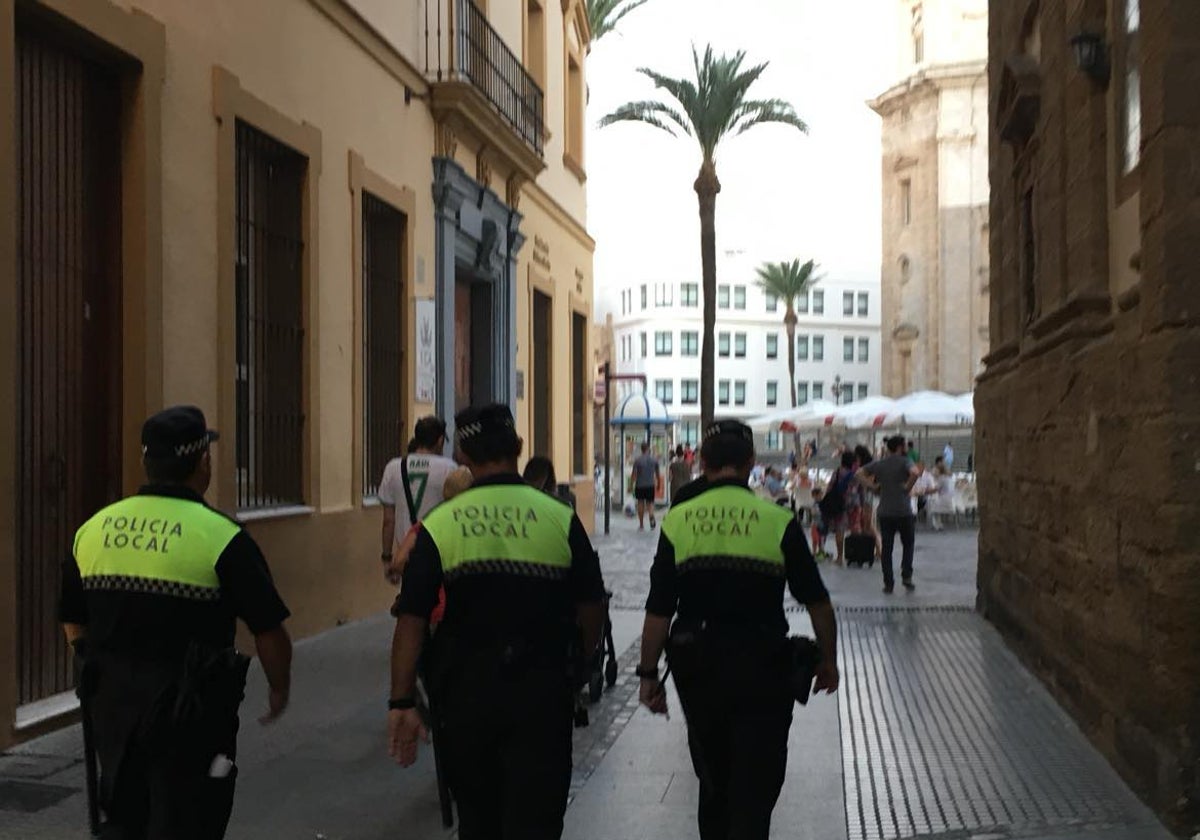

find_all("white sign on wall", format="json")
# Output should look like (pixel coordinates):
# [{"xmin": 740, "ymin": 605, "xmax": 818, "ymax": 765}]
[{"xmin": 415, "ymin": 299, "xmax": 436, "ymax": 404}]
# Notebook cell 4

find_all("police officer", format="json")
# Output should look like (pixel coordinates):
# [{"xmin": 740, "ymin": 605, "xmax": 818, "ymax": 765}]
[
  {"xmin": 636, "ymin": 419, "xmax": 839, "ymax": 840},
  {"xmin": 59, "ymin": 406, "xmax": 293, "ymax": 840},
  {"xmin": 388, "ymin": 403, "xmax": 607, "ymax": 839}
]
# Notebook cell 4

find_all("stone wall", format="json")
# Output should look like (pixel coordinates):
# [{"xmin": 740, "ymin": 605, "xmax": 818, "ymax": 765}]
[{"xmin": 979, "ymin": 0, "xmax": 1200, "ymax": 834}]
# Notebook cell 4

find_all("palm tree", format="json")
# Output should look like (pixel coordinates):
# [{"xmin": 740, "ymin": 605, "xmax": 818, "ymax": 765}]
[
  {"xmin": 755, "ymin": 259, "xmax": 822, "ymax": 408},
  {"xmin": 600, "ymin": 46, "xmax": 807, "ymax": 427},
  {"xmin": 586, "ymin": 0, "xmax": 651, "ymax": 44}
]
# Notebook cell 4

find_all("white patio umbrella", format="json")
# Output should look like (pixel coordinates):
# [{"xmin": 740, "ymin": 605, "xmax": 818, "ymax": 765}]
[
  {"xmin": 885, "ymin": 390, "xmax": 974, "ymax": 427},
  {"xmin": 823, "ymin": 396, "xmax": 899, "ymax": 430},
  {"xmin": 746, "ymin": 400, "xmax": 838, "ymax": 432}
]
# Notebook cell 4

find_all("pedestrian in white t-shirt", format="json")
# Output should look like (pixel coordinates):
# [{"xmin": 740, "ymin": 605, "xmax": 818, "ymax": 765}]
[{"xmin": 377, "ymin": 416, "xmax": 458, "ymax": 581}]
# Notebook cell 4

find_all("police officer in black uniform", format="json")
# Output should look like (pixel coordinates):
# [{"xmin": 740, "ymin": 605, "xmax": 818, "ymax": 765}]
[
  {"xmin": 387, "ymin": 403, "xmax": 607, "ymax": 840},
  {"xmin": 636, "ymin": 419, "xmax": 839, "ymax": 840},
  {"xmin": 59, "ymin": 406, "xmax": 293, "ymax": 840}
]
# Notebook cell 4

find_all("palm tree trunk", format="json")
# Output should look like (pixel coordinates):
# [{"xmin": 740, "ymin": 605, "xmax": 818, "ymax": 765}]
[
  {"xmin": 695, "ymin": 159, "xmax": 721, "ymax": 430},
  {"xmin": 785, "ymin": 310, "xmax": 797, "ymax": 407}
]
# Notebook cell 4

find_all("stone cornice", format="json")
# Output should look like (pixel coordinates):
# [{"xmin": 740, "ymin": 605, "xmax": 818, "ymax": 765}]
[
  {"xmin": 868, "ymin": 59, "xmax": 988, "ymax": 116},
  {"xmin": 430, "ymin": 81, "xmax": 547, "ymax": 184}
]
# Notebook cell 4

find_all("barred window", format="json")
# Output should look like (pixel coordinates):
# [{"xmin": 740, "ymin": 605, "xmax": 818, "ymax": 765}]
[
  {"xmin": 362, "ymin": 193, "xmax": 405, "ymax": 498},
  {"xmin": 235, "ymin": 121, "xmax": 307, "ymax": 511}
]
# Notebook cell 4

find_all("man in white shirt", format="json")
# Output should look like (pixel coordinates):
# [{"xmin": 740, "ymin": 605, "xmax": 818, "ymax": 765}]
[{"xmin": 377, "ymin": 416, "xmax": 458, "ymax": 580}]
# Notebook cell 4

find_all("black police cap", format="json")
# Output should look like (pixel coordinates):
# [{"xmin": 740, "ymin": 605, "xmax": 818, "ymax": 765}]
[
  {"xmin": 702, "ymin": 419, "xmax": 754, "ymax": 444},
  {"xmin": 142, "ymin": 406, "xmax": 219, "ymax": 459},
  {"xmin": 455, "ymin": 403, "xmax": 516, "ymax": 443}
]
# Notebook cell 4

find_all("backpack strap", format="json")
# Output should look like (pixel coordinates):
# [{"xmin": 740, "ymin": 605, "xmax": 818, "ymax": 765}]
[{"xmin": 399, "ymin": 456, "xmax": 419, "ymax": 524}]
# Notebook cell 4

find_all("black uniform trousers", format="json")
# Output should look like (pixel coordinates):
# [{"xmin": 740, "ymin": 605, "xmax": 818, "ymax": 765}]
[
  {"xmin": 669, "ymin": 628, "xmax": 795, "ymax": 840},
  {"xmin": 92, "ymin": 654, "xmax": 243, "ymax": 840},
  {"xmin": 435, "ymin": 651, "xmax": 574, "ymax": 840}
]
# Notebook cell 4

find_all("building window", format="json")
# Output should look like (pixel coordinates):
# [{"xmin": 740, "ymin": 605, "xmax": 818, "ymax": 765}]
[
  {"xmin": 797, "ymin": 335, "xmax": 809, "ymax": 361},
  {"xmin": 858, "ymin": 337, "xmax": 869, "ymax": 363},
  {"xmin": 640, "ymin": 332, "xmax": 647, "ymax": 358},
  {"xmin": 765, "ymin": 291, "xmax": 778, "ymax": 312},
  {"xmin": 901, "ymin": 179, "xmax": 912, "ymax": 226},
  {"xmin": 734, "ymin": 381, "xmax": 746, "ymax": 406},
  {"xmin": 797, "ymin": 291, "xmax": 809, "ymax": 314},
  {"xmin": 572, "ymin": 312, "xmax": 586, "ymax": 475},
  {"xmin": 766, "ymin": 430, "xmax": 781, "ymax": 450},
  {"xmin": 766, "ymin": 333, "xmax": 778, "ymax": 359},
  {"xmin": 654, "ymin": 283, "xmax": 674, "ymax": 307},
  {"xmin": 766, "ymin": 381, "xmax": 778, "ymax": 406},
  {"xmin": 655, "ymin": 379, "xmax": 674, "ymax": 405},
  {"xmin": 361, "ymin": 193, "xmax": 405, "ymax": 499},
  {"xmin": 565, "ymin": 49, "xmax": 585, "ymax": 173},
  {"xmin": 1119, "ymin": 0, "xmax": 1141, "ymax": 174},
  {"xmin": 681, "ymin": 282, "xmax": 699, "ymax": 307},
  {"xmin": 734, "ymin": 333, "xmax": 746, "ymax": 358},
  {"xmin": 812, "ymin": 289, "xmax": 824, "ymax": 314},
  {"xmin": 812, "ymin": 382, "xmax": 823, "ymax": 400},
  {"xmin": 718, "ymin": 332, "xmax": 730, "ymax": 357},
  {"xmin": 733, "ymin": 286, "xmax": 746, "ymax": 310},
  {"xmin": 680, "ymin": 420, "xmax": 699, "ymax": 445},
  {"xmin": 640, "ymin": 284, "xmax": 647, "ymax": 309},
  {"xmin": 797, "ymin": 381, "xmax": 809, "ymax": 405},
  {"xmin": 843, "ymin": 383, "xmax": 856, "ymax": 404},
  {"xmin": 857, "ymin": 292, "xmax": 868, "ymax": 317},
  {"xmin": 235, "ymin": 122, "xmax": 307, "ymax": 511},
  {"xmin": 718, "ymin": 380, "xmax": 730, "ymax": 405},
  {"xmin": 681, "ymin": 331, "xmax": 699, "ymax": 357},
  {"xmin": 857, "ymin": 382, "xmax": 868, "ymax": 400},
  {"xmin": 654, "ymin": 331, "xmax": 673, "ymax": 356},
  {"xmin": 718, "ymin": 285, "xmax": 730, "ymax": 308},
  {"xmin": 681, "ymin": 379, "xmax": 699, "ymax": 405},
  {"xmin": 813, "ymin": 335, "xmax": 825, "ymax": 361},
  {"xmin": 524, "ymin": 0, "xmax": 546, "ymax": 90},
  {"xmin": 843, "ymin": 337, "xmax": 855, "ymax": 362}
]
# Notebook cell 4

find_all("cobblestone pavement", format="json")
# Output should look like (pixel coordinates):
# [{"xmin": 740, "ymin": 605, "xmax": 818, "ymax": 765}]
[{"xmin": 0, "ymin": 515, "xmax": 1178, "ymax": 839}]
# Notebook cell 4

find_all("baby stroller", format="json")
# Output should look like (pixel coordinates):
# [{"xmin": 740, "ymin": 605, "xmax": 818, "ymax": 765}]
[{"xmin": 574, "ymin": 588, "xmax": 619, "ymax": 727}]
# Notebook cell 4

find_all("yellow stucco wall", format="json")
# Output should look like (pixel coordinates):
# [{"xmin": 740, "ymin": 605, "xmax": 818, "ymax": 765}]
[{"xmin": 0, "ymin": 0, "xmax": 595, "ymax": 739}]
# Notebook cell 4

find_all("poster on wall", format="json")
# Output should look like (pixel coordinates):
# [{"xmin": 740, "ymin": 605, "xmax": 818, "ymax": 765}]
[{"xmin": 415, "ymin": 299, "xmax": 436, "ymax": 404}]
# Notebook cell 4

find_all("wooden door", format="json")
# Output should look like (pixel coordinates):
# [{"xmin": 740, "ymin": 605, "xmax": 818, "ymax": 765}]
[{"xmin": 16, "ymin": 27, "xmax": 123, "ymax": 705}]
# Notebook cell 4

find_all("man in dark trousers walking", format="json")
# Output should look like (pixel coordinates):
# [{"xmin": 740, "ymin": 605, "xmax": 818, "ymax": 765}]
[
  {"xmin": 387, "ymin": 403, "xmax": 607, "ymax": 839},
  {"xmin": 60, "ymin": 406, "xmax": 293, "ymax": 839},
  {"xmin": 636, "ymin": 420, "xmax": 839, "ymax": 840},
  {"xmin": 857, "ymin": 435, "xmax": 921, "ymax": 593}
]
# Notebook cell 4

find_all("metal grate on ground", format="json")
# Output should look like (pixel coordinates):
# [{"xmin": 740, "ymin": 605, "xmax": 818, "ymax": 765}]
[{"xmin": 839, "ymin": 609, "xmax": 1149, "ymax": 840}]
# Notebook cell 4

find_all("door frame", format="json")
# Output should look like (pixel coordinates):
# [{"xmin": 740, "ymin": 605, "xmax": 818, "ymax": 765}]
[{"xmin": 0, "ymin": 0, "xmax": 164, "ymax": 743}]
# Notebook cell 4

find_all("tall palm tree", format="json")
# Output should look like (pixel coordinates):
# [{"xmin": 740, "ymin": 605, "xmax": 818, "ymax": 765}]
[
  {"xmin": 600, "ymin": 45, "xmax": 807, "ymax": 428},
  {"xmin": 755, "ymin": 259, "xmax": 822, "ymax": 407},
  {"xmin": 586, "ymin": 0, "xmax": 651, "ymax": 44}
]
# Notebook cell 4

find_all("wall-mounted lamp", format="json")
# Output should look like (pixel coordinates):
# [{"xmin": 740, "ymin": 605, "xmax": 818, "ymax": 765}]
[{"xmin": 1070, "ymin": 31, "xmax": 1110, "ymax": 86}]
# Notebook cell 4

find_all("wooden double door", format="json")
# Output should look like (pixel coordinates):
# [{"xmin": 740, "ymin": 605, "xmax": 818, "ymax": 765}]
[{"xmin": 14, "ymin": 25, "xmax": 123, "ymax": 706}]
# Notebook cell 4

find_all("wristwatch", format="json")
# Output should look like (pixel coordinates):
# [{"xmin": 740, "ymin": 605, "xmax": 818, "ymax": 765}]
[
  {"xmin": 388, "ymin": 696, "xmax": 416, "ymax": 711},
  {"xmin": 634, "ymin": 665, "xmax": 659, "ymax": 680}
]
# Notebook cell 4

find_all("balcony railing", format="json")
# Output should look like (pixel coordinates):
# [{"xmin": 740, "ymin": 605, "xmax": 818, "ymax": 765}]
[{"xmin": 425, "ymin": 0, "xmax": 545, "ymax": 157}]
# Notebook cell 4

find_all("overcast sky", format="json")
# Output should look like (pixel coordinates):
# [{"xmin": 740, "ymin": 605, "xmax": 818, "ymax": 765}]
[{"xmin": 586, "ymin": 0, "xmax": 896, "ymax": 317}]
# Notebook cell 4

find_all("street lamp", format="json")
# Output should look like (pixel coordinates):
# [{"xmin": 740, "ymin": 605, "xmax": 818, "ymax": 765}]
[{"xmin": 831, "ymin": 375, "xmax": 843, "ymax": 405}]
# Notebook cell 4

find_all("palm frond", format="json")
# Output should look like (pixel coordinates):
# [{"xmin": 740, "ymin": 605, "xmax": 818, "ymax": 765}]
[
  {"xmin": 587, "ymin": 0, "xmax": 651, "ymax": 43},
  {"xmin": 754, "ymin": 259, "xmax": 823, "ymax": 305},
  {"xmin": 733, "ymin": 98, "xmax": 809, "ymax": 136},
  {"xmin": 598, "ymin": 100, "xmax": 687, "ymax": 137}
]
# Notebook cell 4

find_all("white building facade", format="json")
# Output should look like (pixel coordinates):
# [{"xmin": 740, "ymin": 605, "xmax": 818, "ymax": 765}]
[{"xmin": 610, "ymin": 257, "xmax": 882, "ymax": 452}]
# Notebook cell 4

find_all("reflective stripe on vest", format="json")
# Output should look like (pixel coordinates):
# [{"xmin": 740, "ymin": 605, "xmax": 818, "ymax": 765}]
[
  {"xmin": 661, "ymin": 484, "xmax": 793, "ymax": 577},
  {"xmin": 72, "ymin": 495, "xmax": 242, "ymax": 602},
  {"xmin": 421, "ymin": 484, "xmax": 574, "ymax": 583}
]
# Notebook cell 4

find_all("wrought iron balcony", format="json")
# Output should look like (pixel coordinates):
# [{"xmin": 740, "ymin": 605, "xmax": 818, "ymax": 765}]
[{"xmin": 425, "ymin": 0, "xmax": 545, "ymax": 160}]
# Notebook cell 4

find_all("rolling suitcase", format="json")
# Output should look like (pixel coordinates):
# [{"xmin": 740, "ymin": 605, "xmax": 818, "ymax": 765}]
[{"xmin": 845, "ymin": 533, "xmax": 875, "ymax": 567}]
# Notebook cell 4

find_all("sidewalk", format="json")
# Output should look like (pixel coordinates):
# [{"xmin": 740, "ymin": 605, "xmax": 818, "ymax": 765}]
[{"xmin": 0, "ymin": 516, "xmax": 1178, "ymax": 840}]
